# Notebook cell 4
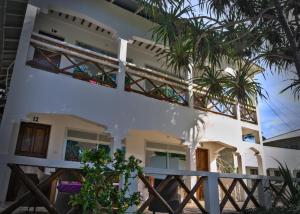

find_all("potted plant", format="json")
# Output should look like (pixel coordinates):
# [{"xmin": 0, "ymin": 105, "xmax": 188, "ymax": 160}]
[{"xmin": 70, "ymin": 148, "xmax": 142, "ymax": 214}]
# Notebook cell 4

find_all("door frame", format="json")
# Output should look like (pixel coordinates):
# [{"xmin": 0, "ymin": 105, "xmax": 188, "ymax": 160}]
[
  {"xmin": 15, "ymin": 121, "xmax": 51, "ymax": 158},
  {"xmin": 195, "ymin": 147, "xmax": 210, "ymax": 200},
  {"xmin": 195, "ymin": 148, "xmax": 210, "ymax": 171}
]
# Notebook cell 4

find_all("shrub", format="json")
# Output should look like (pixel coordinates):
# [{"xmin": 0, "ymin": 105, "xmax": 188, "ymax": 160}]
[{"xmin": 70, "ymin": 148, "xmax": 142, "ymax": 214}]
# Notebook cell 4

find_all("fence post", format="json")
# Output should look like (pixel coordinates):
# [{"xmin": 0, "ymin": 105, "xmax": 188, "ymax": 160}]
[
  {"xmin": 204, "ymin": 173, "xmax": 220, "ymax": 214},
  {"xmin": 126, "ymin": 171, "xmax": 139, "ymax": 214},
  {"xmin": 258, "ymin": 177, "xmax": 272, "ymax": 209}
]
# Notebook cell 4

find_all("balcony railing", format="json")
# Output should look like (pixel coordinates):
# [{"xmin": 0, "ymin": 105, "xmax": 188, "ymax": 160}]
[
  {"xmin": 193, "ymin": 90, "xmax": 237, "ymax": 118},
  {"xmin": 26, "ymin": 33, "xmax": 258, "ymax": 123},
  {"xmin": 27, "ymin": 33, "xmax": 119, "ymax": 88},
  {"xmin": 125, "ymin": 63, "xmax": 189, "ymax": 106},
  {"xmin": 240, "ymin": 105, "xmax": 258, "ymax": 124}
]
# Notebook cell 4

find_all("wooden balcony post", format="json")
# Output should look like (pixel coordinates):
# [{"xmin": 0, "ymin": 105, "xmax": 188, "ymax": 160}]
[
  {"xmin": 117, "ymin": 38, "xmax": 128, "ymax": 91},
  {"xmin": 204, "ymin": 173, "xmax": 220, "ymax": 214}
]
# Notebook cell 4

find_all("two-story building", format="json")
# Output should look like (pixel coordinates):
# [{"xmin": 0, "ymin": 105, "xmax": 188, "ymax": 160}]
[{"xmin": 0, "ymin": 0, "xmax": 273, "ymax": 204}]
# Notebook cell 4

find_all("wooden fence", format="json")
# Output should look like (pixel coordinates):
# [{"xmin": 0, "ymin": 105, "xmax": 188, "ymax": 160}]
[{"xmin": 0, "ymin": 155, "xmax": 297, "ymax": 214}]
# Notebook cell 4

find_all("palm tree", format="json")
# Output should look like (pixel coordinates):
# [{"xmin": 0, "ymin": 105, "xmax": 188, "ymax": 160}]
[
  {"xmin": 223, "ymin": 65, "xmax": 266, "ymax": 107},
  {"xmin": 138, "ymin": 0, "xmax": 266, "ymax": 107}
]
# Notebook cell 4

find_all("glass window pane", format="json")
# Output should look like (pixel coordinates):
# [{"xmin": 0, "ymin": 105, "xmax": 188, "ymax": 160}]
[
  {"xmin": 146, "ymin": 150, "xmax": 167, "ymax": 169},
  {"xmin": 65, "ymin": 140, "xmax": 98, "ymax": 162},
  {"xmin": 169, "ymin": 153, "xmax": 186, "ymax": 170}
]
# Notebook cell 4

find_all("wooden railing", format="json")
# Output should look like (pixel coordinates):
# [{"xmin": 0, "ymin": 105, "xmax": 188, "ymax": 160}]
[
  {"xmin": 240, "ymin": 105, "xmax": 258, "ymax": 124},
  {"xmin": 125, "ymin": 63, "xmax": 189, "ymax": 106},
  {"xmin": 1, "ymin": 155, "xmax": 299, "ymax": 214},
  {"xmin": 26, "ymin": 33, "xmax": 258, "ymax": 123},
  {"xmin": 139, "ymin": 168, "xmax": 300, "ymax": 214},
  {"xmin": 27, "ymin": 33, "xmax": 119, "ymax": 88},
  {"xmin": 193, "ymin": 90, "xmax": 237, "ymax": 118}
]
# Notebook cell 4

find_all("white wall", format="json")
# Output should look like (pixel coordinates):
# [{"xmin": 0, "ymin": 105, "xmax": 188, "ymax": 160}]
[
  {"xmin": 30, "ymin": 0, "xmax": 155, "ymax": 40},
  {"xmin": 264, "ymin": 146, "xmax": 300, "ymax": 171},
  {"xmin": 0, "ymin": 0, "xmax": 264, "ymax": 170},
  {"xmin": 14, "ymin": 114, "xmax": 107, "ymax": 160}
]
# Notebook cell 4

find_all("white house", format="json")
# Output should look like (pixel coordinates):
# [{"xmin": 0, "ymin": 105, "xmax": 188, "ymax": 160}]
[{"xmin": 0, "ymin": 0, "xmax": 299, "ymax": 210}]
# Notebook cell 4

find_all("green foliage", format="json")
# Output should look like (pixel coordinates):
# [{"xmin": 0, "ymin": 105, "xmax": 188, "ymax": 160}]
[
  {"xmin": 223, "ymin": 66, "xmax": 266, "ymax": 106},
  {"xmin": 70, "ymin": 148, "xmax": 142, "ymax": 214},
  {"xmin": 274, "ymin": 161, "xmax": 300, "ymax": 208},
  {"xmin": 245, "ymin": 161, "xmax": 300, "ymax": 213},
  {"xmin": 137, "ymin": 0, "xmax": 300, "ymax": 99},
  {"xmin": 243, "ymin": 207, "xmax": 300, "ymax": 214},
  {"xmin": 193, "ymin": 66, "xmax": 266, "ymax": 107}
]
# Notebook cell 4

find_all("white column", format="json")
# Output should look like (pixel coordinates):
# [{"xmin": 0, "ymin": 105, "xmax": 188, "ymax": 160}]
[
  {"xmin": 117, "ymin": 38, "xmax": 128, "ymax": 91},
  {"xmin": 126, "ymin": 171, "xmax": 139, "ymax": 214},
  {"xmin": 234, "ymin": 152, "xmax": 244, "ymax": 174},
  {"xmin": 210, "ymin": 152, "xmax": 219, "ymax": 172},
  {"xmin": 111, "ymin": 135, "xmax": 124, "ymax": 154},
  {"xmin": 0, "ymin": 4, "xmax": 39, "ymax": 203},
  {"xmin": 256, "ymin": 154, "xmax": 264, "ymax": 175},
  {"xmin": 186, "ymin": 65, "xmax": 194, "ymax": 108},
  {"xmin": 204, "ymin": 173, "xmax": 220, "ymax": 214},
  {"xmin": 235, "ymin": 152, "xmax": 246, "ymax": 174},
  {"xmin": 236, "ymin": 103, "xmax": 241, "ymax": 121}
]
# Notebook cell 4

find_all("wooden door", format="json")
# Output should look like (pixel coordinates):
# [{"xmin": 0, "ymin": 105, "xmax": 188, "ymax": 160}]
[
  {"xmin": 15, "ymin": 122, "xmax": 51, "ymax": 158},
  {"xmin": 196, "ymin": 148, "xmax": 209, "ymax": 200}
]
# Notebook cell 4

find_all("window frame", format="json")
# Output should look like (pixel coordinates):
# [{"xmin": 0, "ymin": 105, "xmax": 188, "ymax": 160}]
[
  {"xmin": 63, "ymin": 128, "xmax": 111, "ymax": 162},
  {"xmin": 145, "ymin": 142, "xmax": 187, "ymax": 170}
]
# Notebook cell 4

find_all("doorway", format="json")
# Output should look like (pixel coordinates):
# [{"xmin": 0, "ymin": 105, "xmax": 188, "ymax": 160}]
[
  {"xmin": 15, "ymin": 122, "xmax": 51, "ymax": 158},
  {"xmin": 196, "ymin": 148, "xmax": 209, "ymax": 200}
]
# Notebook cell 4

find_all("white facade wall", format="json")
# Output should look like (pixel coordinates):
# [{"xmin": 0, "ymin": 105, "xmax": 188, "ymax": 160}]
[
  {"xmin": 264, "ymin": 146, "xmax": 300, "ymax": 171},
  {"xmin": 1, "ymin": 0, "xmax": 263, "ymax": 163},
  {"xmin": 0, "ymin": 0, "xmax": 273, "ymax": 202}
]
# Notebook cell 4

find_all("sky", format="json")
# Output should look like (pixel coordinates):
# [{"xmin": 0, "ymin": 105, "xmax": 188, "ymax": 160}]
[{"xmin": 257, "ymin": 69, "xmax": 300, "ymax": 139}]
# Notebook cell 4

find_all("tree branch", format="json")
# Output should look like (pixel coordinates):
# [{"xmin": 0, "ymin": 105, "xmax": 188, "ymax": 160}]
[{"xmin": 274, "ymin": 0, "xmax": 300, "ymax": 77}]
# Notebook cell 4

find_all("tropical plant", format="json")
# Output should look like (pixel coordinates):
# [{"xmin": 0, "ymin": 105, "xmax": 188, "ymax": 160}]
[
  {"xmin": 137, "ymin": 0, "xmax": 300, "ymax": 99},
  {"xmin": 192, "ymin": 65, "xmax": 265, "ymax": 110},
  {"xmin": 244, "ymin": 161, "xmax": 300, "ymax": 214},
  {"xmin": 272, "ymin": 161, "xmax": 300, "ymax": 208},
  {"xmin": 70, "ymin": 148, "xmax": 142, "ymax": 214}
]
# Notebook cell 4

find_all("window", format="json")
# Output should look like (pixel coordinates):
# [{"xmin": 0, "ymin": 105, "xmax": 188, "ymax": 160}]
[
  {"xmin": 146, "ymin": 142, "xmax": 187, "ymax": 171},
  {"xmin": 64, "ymin": 129, "xmax": 111, "ymax": 162},
  {"xmin": 294, "ymin": 170, "xmax": 300, "ymax": 178},
  {"xmin": 15, "ymin": 122, "xmax": 51, "ymax": 158},
  {"xmin": 65, "ymin": 140, "xmax": 110, "ymax": 162},
  {"xmin": 267, "ymin": 168, "xmax": 281, "ymax": 177},
  {"xmin": 242, "ymin": 134, "xmax": 256, "ymax": 143}
]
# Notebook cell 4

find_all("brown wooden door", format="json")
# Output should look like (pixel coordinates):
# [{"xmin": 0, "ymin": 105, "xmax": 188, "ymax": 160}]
[
  {"xmin": 196, "ymin": 148, "xmax": 209, "ymax": 200},
  {"xmin": 15, "ymin": 122, "xmax": 51, "ymax": 158}
]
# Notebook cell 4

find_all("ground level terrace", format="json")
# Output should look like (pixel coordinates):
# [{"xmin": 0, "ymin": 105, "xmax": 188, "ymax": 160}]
[
  {"xmin": 1, "ymin": 113, "xmax": 299, "ymax": 210},
  {"xmin": 0, "ymin": 155, "xmax": 299, "ymax": 214}
]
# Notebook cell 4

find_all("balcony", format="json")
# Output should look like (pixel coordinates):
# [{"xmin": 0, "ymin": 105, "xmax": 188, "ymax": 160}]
[
  {"xmin": 26, "ymin": 33, "xmax": 258, "ymax": 124},
  {"xmin": 27, "ymin": 33, "xmax": 119, "ymax": 89}
]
